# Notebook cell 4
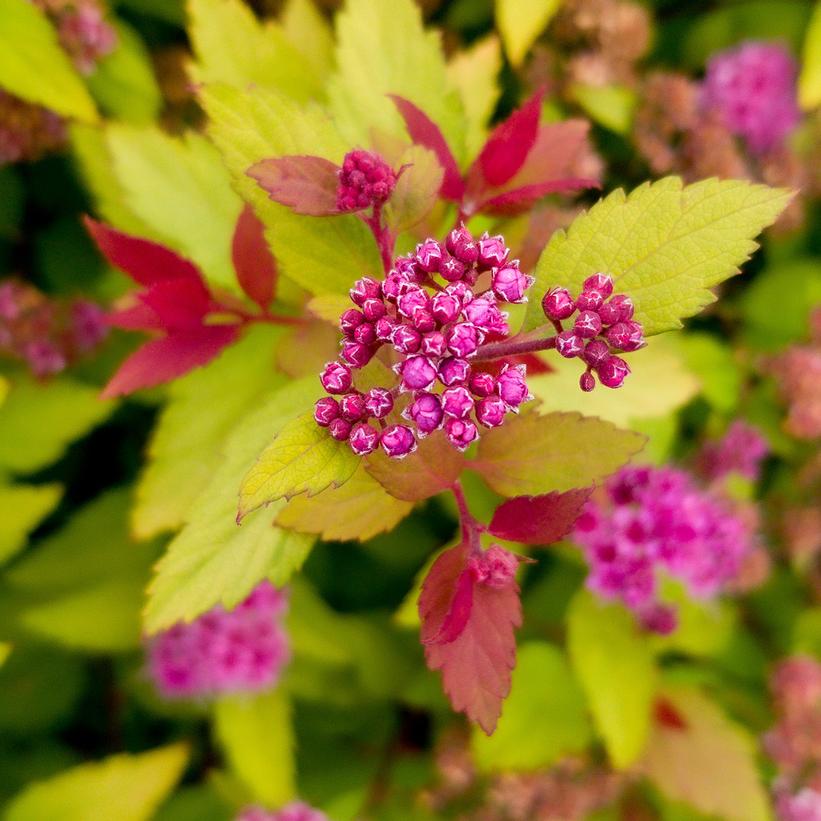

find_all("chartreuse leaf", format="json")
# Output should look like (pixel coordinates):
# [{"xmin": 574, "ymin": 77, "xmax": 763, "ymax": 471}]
[
  {"xmin": 214, "ymin": 689, "xmax": 295, "ymax": 807},
  {"xmin": 133, "ymin": 327, "xmax": 284, "ymax": 539},
  {"xmin": 105, "ymin": 124, "xmax": 242, "ymax": 288},
  {"xmin": 4, "ymin": 743, "xmax": 188, "ymax": 821},
  {"xmin": 0, "ymin": 0, "xmax": 97, "ymax": 122},
  {"xmin": 527, "ymin": 337, "xmax": 699, "ymax": 427},
  {"xmin": 384, "ymin": 145, "xmax": 443, "ymax": 234},
  {"xmin": 496, "ymin": 0, "xmax": 561, "ymax": 67},
  {"xmin": 0, "ymin": 375, "xmax": 113, "ymax": 473},
  {"xmin": 799, "ymin": 1, "xmax": 821, "ymax": 109},
  {"xmin": 474, "ymin": 410, "xmax": 646, "ymax": 497},
  {"xmin": 567, "ymin": 590, "xmax": 657, "ymax": 768},
  {"xmin": 328, "ymin": 0, "xmax": 465, "ymax": 160},
  {"xmin": 0, "ymin": 483, "xmax": 62, "ymax": 565},
  {"xmin": 281, "ymin": 0, "xmax": 334, "ymax": 78},
  {"xmin": 186, "ymin": 0, "xmax": 322, "ymax": 101},
  {"xmin": 276, "ymin": 464, "xmax": 413, "ymax": 541},
  {"xmin": 239, "ymin": 412, "xmax": 359, "ymax": 519},
  {"xmin": 201, "ymin": 83, "xmax": 382, "ymax": 297},
  {"xmin": 144, "ymin": 380, "xmax": 318, "ymax": 634},
  {"xmin": 3, "ymin": 491, "xmax": 160, "ymax": 652},
  {"xmin": 447, "ymin": 36, "xmax": 502, "ymax": 160},
  {"xmin": 524, "ymin": 177, "xmax": 793, "ymax": 336},
  {"xmin": 471, "ymin": 642, "xmax": 592, "ymax": 771},
  {"xmin": 86, "ymin": 21, "xmax": 162, "ymax": 125},
  {"xmin": 0, "ymin": 643, "xmax": 9, "ymax": 668},
  {"xmin": 639, "ymin": 686, "xmax": 770, "ymax": 821}
]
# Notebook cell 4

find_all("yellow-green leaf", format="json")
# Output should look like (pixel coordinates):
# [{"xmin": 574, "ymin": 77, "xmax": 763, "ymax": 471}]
[
  {"xmin": 4, "ymin": 743, "xmax": 188, "ymax": 821},
  {"xmin": 187, "ymin": 0, "xmax": 322, "ymax": 101},
  {"xmin": 474, "ymin": 411, "xmax": 646, "ymax": 497},
  {"xmin": 144, "ymin": 380, "xmax": 318, "ymax": 634},
  {"xmin": 496, "ymin": 0, "xmax": 561, "ymax": 67},
  {"xmin": 384, "ymin": 145, "xmax": 444, "ymax": 234},
  {"xmin": 639, "ymin": 685, "xmax": 771, "ymax": 821},
  {"xmin": 799, "ymin": 2, "xmax": 821, "ymax": 109},
  {"xmin": 276, "ymin": 463, "xmax": 413, "ymax": 541},
  {"xmin": 214, "ymin": 689, "xmax": 295, "ymax": 806},
  {"xmin": 239, "ymin": 412, "xmax": 360, "ymax": 519},
  {"xmin": 328, "ymin": 0, "xmax": 465, "ymax": 161},
  {"xmin": 0, "ymin": 0, "xmax": 97, "ymax": 122},
  {"xmin": 0, "ymin": 483, "xmax": 62, "ymax": 565},
  {"xmin": 524, "ymin": 176, "xmax": 793, "ymax": 336},
  {"xmin": 281, "ymin": 0, "xmax": 334, "ymax": 79},
  {"xmin": 569, "ymin": 83, "xmax": 637, "ymax": 134},
  {"xmin": 568, "ymin": 590, "xmax": 657, "ymax": 768}
]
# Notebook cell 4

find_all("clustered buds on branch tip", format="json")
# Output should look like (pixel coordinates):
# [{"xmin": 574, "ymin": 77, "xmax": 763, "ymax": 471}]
[
  {"xmin": 314, "ymin": 225, "xmax": 534, "ymax": 458},
  {"xmin": 336, "ymin": 149, "xmax": 397, "ymax": 212},
  {"xmin": 542, "ymin": 272, "xmax": 645, "ymax": 391}
]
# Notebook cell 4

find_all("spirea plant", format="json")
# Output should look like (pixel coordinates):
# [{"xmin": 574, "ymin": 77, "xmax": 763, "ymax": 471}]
[{"xmin": 1, "ymin": 0, "xmax": 820, "ymax": 819}]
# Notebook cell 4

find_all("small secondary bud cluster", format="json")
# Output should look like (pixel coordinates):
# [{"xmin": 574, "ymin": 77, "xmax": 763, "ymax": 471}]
[
  {"xmin": 468, "ymin": 545, "xmax": 520, "ymax": 590},
  {"xmin": 0, "ymin": 279, "xmax": 107, "ymax": 377},
  {"xmin": 314, "ymin": 227, "xmax": 534, "ymax": 459},
  {"xmin": 573, "ymin": 465, "xmax": 756, "ymax": 634},
  {"xmin": 336, "ymin": 149, "xmax": 397, "ymax": 212},
  {"xmin": 696, "ymin": 420, "xmax": 769, "ymax": 483},
  {"xmin": 146, "ymin": 581, "xmax": 289, "ymax": 699},
  {"xmin": 541, "ymin": 272, "xmax": 645, "ymax": 391},
  {"xmin": 236, "ymin": 803, "xmax": 328, "ymax": 821}
]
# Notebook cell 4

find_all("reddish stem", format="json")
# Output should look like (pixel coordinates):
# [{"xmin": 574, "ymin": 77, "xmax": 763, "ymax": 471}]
[
  {"xmin": 451, "ymin": 480, "xmax": 483, "ymax": 554},
  {"xmin": 473, "ymin": 333, "xmax": 557, "ymax": 362},
  {"xmin": 363, "ymin": 204, "xmax": 395, "ymax": 273}
]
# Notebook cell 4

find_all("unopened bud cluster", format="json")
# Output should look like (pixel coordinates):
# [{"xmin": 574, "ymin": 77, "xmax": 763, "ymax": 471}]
[
  {"xmin": 0, "ymin": 279, "xmax": 107, "ymax": 377},
  {"xmin": 468, "ymin": 545, "xmax": 520, "ymax": 590},
  {"xmin": 542, "ymin": 272, "xmax": 645, "ymax": 391},
  {"xmin": 314, "ymin": 227, "xmax": 534, "ymax": 458},
  {"xmin": 146, "ymin": 581, "xmax": 289, "ymax": 699},
  {"xmin": 336, "ymin": 149, "xmax": 397, "ymax": 212}
]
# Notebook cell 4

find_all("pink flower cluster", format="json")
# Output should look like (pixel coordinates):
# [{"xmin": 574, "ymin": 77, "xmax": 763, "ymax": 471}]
[
  {"xmin": 701, "ymin": 41, "xmax": 801, "ymax": 155},
  {"xmin": 314, "ymin": 226, "xmax": 534, "ymax": 458},
  {"xmin": 573, "ymin": 465, "xmax": 756, "ymax": 633},
  {"xmin": 146, "ymin": 582, "xmax": 289, "ymax": 699},
  {"xmin": 697, "ymin": 420, "xmax": 769, "ymax": 482},
  {"xmin": 336, "ymin": 149, "xmax": 397, "ymax": 212},
  {"xmin": 542, "ymin": 273, "xmax": 645, "ymax": 391},
  {"xmin": 0, "ymin": 90, "xmax": 66, "ymax": 165},
  {"xmin": 0, "ymin": 279, "xmax": 107, "ymax": 377},
  {"xmin": 236, "ymin": 803, "xmax": 327, "ymax": 821}
]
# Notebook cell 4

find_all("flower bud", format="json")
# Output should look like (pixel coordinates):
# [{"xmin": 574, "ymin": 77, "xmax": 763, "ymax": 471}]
[
  {"xmin": 464, "ymin": 294, "xmax": 509, "ymax": 336},
  {"xmin": 337, "ymin": 150, "xmax": 396, "ymax": 211},
  {"xmin": 431, "ymin": 292, "xmax": 461, "ymax": 325},
  {"xmin": 415, "ymin": 239, "xmax": 443, "ymax": 273},
  {"xmin": 381, "ymin": 272, "xmax": 405, "ymax": 302},
  {"xmin": 314, "ymin": 397, "xmax": 340, "ymax": 426},
  {"xmin": 397, "ymin": 286, "xmax": 430, "ymax": 319},
  {"xmin": 392, "ymin": 324, "xmax": 422, "ymax": 354},
  {"xmin": 579, "ymin": 371, "xmax": 596, "ymax": 392},
  {"xmin": 597, "ymin": 355, "xmax": 630, "ymax": 388},
  {"xmin": 320, "ymin": 361, "xmax": 352, "ymax": 393},
  {"xmin": 375, "ymin": 316, "xmax": 396, "ymax": 341},
  {"xmin": 583, "ymin": 272, "xmax": 614, "ymax": 298},
  {"xmin": 492, "ymin": 263, "xmax": 533, "ymax": 304},
  {"xmin": 349, "ymin": 276, "xmax": 381, "ymax": 307},
  {"xmin": 582, "ymin": 339, "xmax": 610, "ymax": 367},
  {"xmin": 476, "ymin": 395, "xmax": 507, "ymax": 427},
  {"xmin": 361, "ymin": 298, "xmax": 386, "ymax": 321},
  {"xmin": 542, "ymin": 287, "xmax": 575, "ymax": 320},
  {"xmin": 412, "ymin": 309, "xmax": 436, "ymax": 334},
  {"xmin": 364, "ymin": 387, "xmax": 393, "ymax": 418},
  {"xmin": 469, "ymin": 371, "xmax": 496, "ymax": 398},
  {"xmin": 596, "ymin": 300, "xmax": 622, "ymax": 326},
  {"xmin": 340, "ymin": 392, "xmax": 367, "ymax": 422},
  {"xmin": 349, "ymin": 422, "xmax": 380, "ymax": 455},
  {"xmin": 477, "ymin": 233, "xmax": 508, "ymax": 270},
  {"xmin": 576, "ymin": 290, "xmax": 604, "ymax": 312},
  {"xmin": 394, "ymin": 255, "xmax": 424, "ymax": 283},
  {"xmin": 339, "ymin": 308, "xmax": 364, "ymax": 336},
  {"xmin": 442, "ymin": 386, "xmax": 474, "ymax": 419},
  {"xmin": 406, "ymin": 391, "xmax": 443, "ymax": 436},
  {"xmin": 445, "ymin": 281, "xmax": 473, "ymax": 307},
  {"xmin": 445, "ymin": 417, "xmax": 479, "ymax": 451},
  {"xmin": 440, "ymin": 254, "xmax": 466, "ymax": 282},
  {"xmin": 609, "ymin": 294, "xmax": 634, "ymax": 321},
  {"xmin": 446, "ymin": 224, "xmax": 479, "ymax": 266},
  {"xmin": 340, "ymin": 341, "xmax": 374, "ymax": 368},
  {"xmin": 497, "ymin": 363, "xmax": 531, "ymax": 409},
  {"xmin": 468, "ymin": 544, "xmax": 518, "ymax": 589},
  {"xmin": 438, "ymin": 357, "xmax": 471, "ymax": 387},
  {"xmin": 446, "ymin": 322, "xmax": 482, "ymax": 358},
  {"xmin": 398, "ymin": 355, "xmax": 437, "ymax": 391},
  {"xmin": 381, "ymin": 424, "xmax": 417, "ymax": 458},
  {"xmin": 556, "ymin": 330, "xmax": 584, "ymax": 358},
  {"xmin": 574, "ymin": 310, "xmax": 602, "ymax": 338},
  {"xmin": 353, "ymin": 322, "xmax": 377, "ymax": 345},
  {"xmin": 421, "ymin": 331, "xmax": 446, "ymax": 358},
  {"xmin": 328, "ymin": 417, "xmax": 352, "ymax": 441}
]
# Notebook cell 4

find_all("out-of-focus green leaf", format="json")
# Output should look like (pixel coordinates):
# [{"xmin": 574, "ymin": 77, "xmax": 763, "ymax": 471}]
[
  {"xmin": 0, "ymin": 166, "xmax": 25, "ymax": 240},
  {"xmin": 214, "ymin": 689, "xmax": 295, "ymax": 806},
  {"xmin": 0, "ymin": 375, "xmax": 113, "ymax": 473},
  {"xmin": 569, "ymin": 83, "xmax": 636, "ymax": 134},
  {"xmin": 471, "ymin": 642, "xmax": 592, "ymax": 771},
  {"xmin": 496, "ymin": 0, "xmax": 561, "ymax": 67},
  {"xmin": 0, "ymin": 483, "xmax": 62, "ymax": 565},
  {"xmin": 133, "ymin": 327, "xmax": 284, "ymax": 539},
  {"xmin": 187, "ymin": 0, "xmax": 322, "ymax": 101},
  {"xmin": 567, "ymin": 590, "xmax": 657, "ymax": 768},
  {"xmin": 86, "ymin": 20, "xmax": 162, "ymax": 124},
  {"xmin": 741, "ymin": 258, "xmax": 821, "ymax": 351},
  {"xmin": 144, "ymin": 380, "xmax": 318, "ymax": 634},
  {"xmin": 792, "ymin": 607, "xmax": 821, "ymax": 656},
  {"xmin": 105, "ymin": 124, "xmax": 243, "ymax": 288},
  {"xmin": 527, "ymin": 337, "xmax": 699, "ymax": 426},
  {"xmin": 524, "ymin": 177, "xmax": 793, "ymax": 336},
  {"xmin": 328, "ymin": 0, "xmax": 465, "ymax": 161},
  {"xmin": 676, "ymin": 332, "xmax": 742, "ymax": 412},
  {"xmin": 446, "ymin": 35, "xmax": 501, "ymax": 160},
  {"xmin": 0, "ymin": 0, "xmax": 97, "ymax": 122},
  {"xmin": 799, "ymin": 2, "xmax": 821, "ymax": 109},
  {"xmin": 281, "ymin": 0, "xmax": 334, "ymax": 79},
  {"xmin": 4, "ymin": 744, "xmax": 189, "ymax": 821},
  {"xmin": 639, "ymin": 686, "xmax": 770, "ymax": 821},
  {"xmin": 153, "ymin": 785, "xmax": 232, "ymax": 821}
]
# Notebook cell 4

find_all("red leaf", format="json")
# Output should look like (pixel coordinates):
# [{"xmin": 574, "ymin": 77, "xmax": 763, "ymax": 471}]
[
  {"xmin": 473, "ymin": 89, "xmax": 544, "ymax": 188},
  {"xmin": 107, "ymin": 301, "xmax": 165, "ymax": 332},
  {"xmin": 419, "ymin": 543, "xmax": 522, "ymax": 734},
  {"xmin": 389, "ymin": 95, "xmax": 465, "ymax": 201},
  {"xmin": 478, "ymin": 178, "xmax": 600, "ymax": 216},
  {"xmin": 248, "ymin": 155, "xmax": 340, "ymax": 216},
  {"xmin": 101, "ymin": 325, "xmax": 239, "ymax": 398},
  {"xmin": 231, "ymin": 204, "xmax": 277, "ymax": 308},
  {"xmin": 511, "ymin": 121, "xmax": 601, "ymax": 190},
  {"xmin": 506, "ymin": 353, "xmax": 553, "ymax": 375},
  {"xmin": 655, "ymin": 698, "xmax": 689, "ymax": 731},
  {"xmin": 83, "ymin": 217, "xmax": 201, "ymax": 286},
  {"xmin": 488, "ymin": 488, "xmax": 593, "ymax": 545},
  {"xmin": 138, "ymin": 277, "xmax": 213, "ymax": 331}
]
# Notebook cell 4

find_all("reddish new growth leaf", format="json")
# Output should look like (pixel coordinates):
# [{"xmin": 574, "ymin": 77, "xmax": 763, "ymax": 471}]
[
  {"xmin": 232, "ymin": 205, "xmax": 277, "ymax": 308},
  {"xmin": 419, "ymin": 542, "xmax": 523, "ymax": 734},
  {"xmin": 489, "ymin": 488, "xmax": 593, "ymax": 545},
  {"xmin": 248, "ymin": 155, "xmax": 340, "ymax": 216},
  {"xmin": 655, "ymin": 698, "xmax": 689, "ymax": 731}
]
